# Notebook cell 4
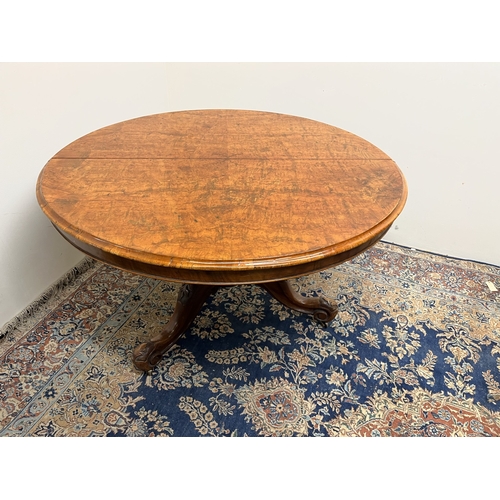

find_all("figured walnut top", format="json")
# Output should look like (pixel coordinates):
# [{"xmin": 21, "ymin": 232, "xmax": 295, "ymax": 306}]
[{"xmin": 37, "ymin": 110, "xmax": 407, "ymax": 272}]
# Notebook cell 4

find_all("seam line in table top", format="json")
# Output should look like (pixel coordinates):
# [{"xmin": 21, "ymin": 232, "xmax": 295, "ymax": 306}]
[{"xmin": 51, "ymin": 156, "xmax": 395, "ymax": 161}]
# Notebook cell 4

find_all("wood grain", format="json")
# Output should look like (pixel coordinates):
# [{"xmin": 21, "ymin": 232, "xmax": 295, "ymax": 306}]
[{"xmin": 37, "ymin": 110, "xmax": 407, "ymax": 283}]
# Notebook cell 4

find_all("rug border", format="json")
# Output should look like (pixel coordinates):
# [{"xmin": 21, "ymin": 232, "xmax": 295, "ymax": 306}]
[
  {"xmin": 2, "ymin": 241, "xmax": 498, "ymax": 342},
  {"xmin": 381, "ymin": 240, "xmax": 500, "ymax": 272},
  {"xmin": 0, "ymin": 257, "xmax": 99, "ymax": 341}
]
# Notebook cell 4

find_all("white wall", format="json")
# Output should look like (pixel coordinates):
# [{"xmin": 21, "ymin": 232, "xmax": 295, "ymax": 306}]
[
  {"xmin": 164, "ymin": 62, "xmax": 500, "ymax": 266},
  {"xmin": 2, "ymin": 63, "xmax": 499, "ymax": 328},
  {"xmin": 0, "ymin": 63, "xmax": 169, "ymax": 327}
]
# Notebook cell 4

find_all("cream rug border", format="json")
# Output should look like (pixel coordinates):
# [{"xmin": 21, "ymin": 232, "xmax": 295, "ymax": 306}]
[{"xmin": 0, "ymin": 257, "xmax": 101, "ymax": 343}]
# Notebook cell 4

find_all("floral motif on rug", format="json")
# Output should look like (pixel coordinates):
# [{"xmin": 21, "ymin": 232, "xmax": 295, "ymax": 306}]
[{"xmin": 1, "ymin": 243, "xmax": 499, "ymax": 436}]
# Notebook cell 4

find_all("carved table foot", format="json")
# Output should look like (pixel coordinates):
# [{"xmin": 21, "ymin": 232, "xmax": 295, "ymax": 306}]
[
  {"xmin": 132, "ymin": 284, "xmax": 218, "ymax": 371},
  {"xmin": 260, "ymin": 280, "xmax": 338, "ymax": 322}
]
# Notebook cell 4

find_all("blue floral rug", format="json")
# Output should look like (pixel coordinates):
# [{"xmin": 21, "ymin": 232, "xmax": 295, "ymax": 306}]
[{"xmin": 1, "ymin": 242, "xmax": 499, "ymax": 436}]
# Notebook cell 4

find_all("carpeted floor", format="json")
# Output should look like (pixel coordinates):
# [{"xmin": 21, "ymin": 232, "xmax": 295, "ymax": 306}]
[{"xmin": 1, "ymin": 242, "xmax": 499, "ymax": 437}]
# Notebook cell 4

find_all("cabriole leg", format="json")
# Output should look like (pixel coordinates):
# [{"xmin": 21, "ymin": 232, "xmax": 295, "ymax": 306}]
[
  {"xmin": 261, "ymin": 280, "xmax": 338, "ymax": 322},
  {"xmin": 132, "ymin": 283, "xmax": 218, "ymax": 371}
]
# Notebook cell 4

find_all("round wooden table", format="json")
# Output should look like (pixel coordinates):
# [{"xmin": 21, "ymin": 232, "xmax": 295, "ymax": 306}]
[{"xmin": 36, "ymin": 110, "xmax": 408, "ymax": 370}]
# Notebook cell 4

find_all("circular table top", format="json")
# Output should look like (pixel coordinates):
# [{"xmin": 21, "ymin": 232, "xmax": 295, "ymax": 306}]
[{"xmin": 37, "ymin": 109, "xmax": 407, "ymax": 283}]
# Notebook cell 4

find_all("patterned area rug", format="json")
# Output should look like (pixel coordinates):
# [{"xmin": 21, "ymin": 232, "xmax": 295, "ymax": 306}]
[{"xmin": 1, "ymin": 242, "xmax": 499, "ymax": 437}]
